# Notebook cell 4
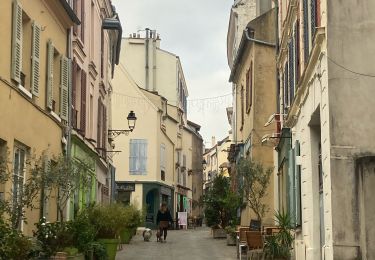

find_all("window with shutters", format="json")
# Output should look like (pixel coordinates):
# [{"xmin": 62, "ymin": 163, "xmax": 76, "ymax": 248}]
[
  {"xmin": 303, "ymin": 0, "xmax": 310, "ymax": 65},
  {"xmin": 246, "ymin": 62, "xmax": 253, "ymax": 113},
  {"xmin": 182, "ymin": 155, "xmax": 187, "ymax": 186},
  {"xmin": 11, "ymin": 2, "xmax": 33, "ymax": 94},
  {"xmin": 12, "ymin": 142, "xmax": 28, "ymax": 230},
  {"xmin": 283, "ymin": 65, "xmax": 289, "ymax": 112},
  {"xmin": 50, "ymin": 46, "xmax": 61, "ymax": 113},
  {"xmin": 240, "ymin": 85, "xmax": 244, "ymax": 129},
  {"xmin": 160, "ymin": 144, "xmax": 166, "ymax": 181},
  {"xmin": 73, "ymin": 0, "xmax": 84, "ymax": 43},
  {"xmin": 288, "ymin": 39, "xmax": 295, "ymax": 103},
  {"xmin": 80, "ymin": 71, "xmax": 87, "ymax": 135},
  {"xmin": 295, "ymin": 141, "xmax": 302, "ymax": 227},
  {"xmin": 89, "ymin": 93, "xmax": 94, "ymax": 138},
  {"xmin": 0, "ymin": 139, "xmax": 7, "ymax": 201},
  {"xmin": 71, "ymin": 63, "xmax": 82, "ymax": 129},
  {"xmin": 129, "ymin": 139, "xmax": 148, "ymax": 175},
  {"xmin": 278, "ymin": 160, "xmax": 288, "ymax": 213},
  {"xmin": 295, "ymin": 20, "xmax": 301, "ymax": 85},
  {"xmin": 60, "ymin": 57, "xmax": 69, "ymax": 121}
]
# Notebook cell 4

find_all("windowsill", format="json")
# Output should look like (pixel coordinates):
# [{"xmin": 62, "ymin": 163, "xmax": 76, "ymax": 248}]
[
  {"xmin": 18, "ymin": 84, "xmax": 32, "ymax": 99},
  {"xmin": 50, "ymin": 111, "xmax": 62, "ymax": 123}
]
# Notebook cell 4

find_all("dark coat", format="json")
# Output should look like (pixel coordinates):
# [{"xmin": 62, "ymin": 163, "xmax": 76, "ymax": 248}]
[{"xmin": 156, "ymin": 209, "xmax": 173, "ymax": 224}]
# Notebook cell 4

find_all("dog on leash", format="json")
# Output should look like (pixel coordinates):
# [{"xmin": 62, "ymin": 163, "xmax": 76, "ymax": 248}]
[
  {"xmin": 143, "ymin": 228, "xmax": 152, "ymax": 242},
  {"xmin": 156, "ymin": 230, "xmax": 162, "ymax": 242}
]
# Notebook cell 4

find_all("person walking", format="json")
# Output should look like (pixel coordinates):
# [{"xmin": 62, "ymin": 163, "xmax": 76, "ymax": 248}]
[{"xmin": 156, "ymin": 203, "xmax": 173, "ymax": 243}]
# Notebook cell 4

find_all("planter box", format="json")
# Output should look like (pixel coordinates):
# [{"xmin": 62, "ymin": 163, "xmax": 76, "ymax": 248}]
[
  {"xmin": 212, "ymin": 228, "xmax": 226, "ymax": 238},
  {"xmin": 97, "ymin": 238, "xmax": 119, "ymax": 260},
  {"xmin": 120, "ymin": 228, "xmax": 132, "ymax": 244},
  {"xmin": 226, "ymin": 234, "xmax": 236, "ymax": 246}
]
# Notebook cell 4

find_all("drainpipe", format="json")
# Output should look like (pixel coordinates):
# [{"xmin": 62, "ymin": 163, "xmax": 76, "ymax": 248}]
[
  {"xmin": 145, "ymin": 28, "xmax": 150, "ymax": 90},
  {"xmin": 152, "ymin": 30, "xmax": 157, "ymax": 92},
  {"xmin": 273, "ymin": 1, "xmax": 280, "ymax": 125},
  {"xmin": 67, "ymin": 27, "xmax": 72, "ymax": 160},
  {"xmin": 244, "ymin": 28, "xmax": 276, "ymax": 47}
]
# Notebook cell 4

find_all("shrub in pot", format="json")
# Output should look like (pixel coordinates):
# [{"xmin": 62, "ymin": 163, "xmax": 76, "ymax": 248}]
[
  {"xmin": 204, "ymin": 175, "xmax": 242, "ymax": 238},
  {"xmin": 263, "ymin": 211, "xmax": 294, "ymax": 260},
  {"xmin": 225, "ymin": 226, "xmax": 237, "ymax": 246},
  {"xmin": 0, "ymin": 220, "xmax": 32, "ymax": 260},
  {"xmin": 88, "ymin": 204, "xmax": 124, "ymax": 260},
  {"xmin": 120, "ymin": 204, "xmax": 142, "ymax": 244},
  {"xmin": 33, "ymin": 218, "xmax": 78, "ymax": 259}
]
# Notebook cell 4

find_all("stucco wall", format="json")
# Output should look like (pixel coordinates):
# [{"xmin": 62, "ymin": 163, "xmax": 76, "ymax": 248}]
[
  {"xmin": 112, "ymin": 65, "xmax": 158, "ymax": 182},
  {"xmin": 327, "ymin": 0, "xmax": 375, "ymax": 258},
  {"xmin": 0, "ymin": 0, "xmax": 71, "ymax": 235}
]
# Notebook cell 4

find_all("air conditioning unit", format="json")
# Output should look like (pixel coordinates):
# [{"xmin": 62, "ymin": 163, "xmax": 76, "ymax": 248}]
[{"xmin": 295, "ymin": 240, "xmax": 306, "ymax": 260}]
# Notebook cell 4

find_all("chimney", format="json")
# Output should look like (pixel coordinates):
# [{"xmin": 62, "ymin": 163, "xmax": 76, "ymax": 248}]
[{"xmin": 211, "ymin": 136, "xmax": 216, "ymax": 147}]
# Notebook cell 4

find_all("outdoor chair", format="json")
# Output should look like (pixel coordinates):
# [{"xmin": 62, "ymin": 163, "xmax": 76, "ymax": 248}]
[
  {"xmin": 236, "ymin": 227, "xmax": 250, "ymax": 260},
  {"xmin": 245, "ymin": 231, "xmax": 263, "ymax": 250}
]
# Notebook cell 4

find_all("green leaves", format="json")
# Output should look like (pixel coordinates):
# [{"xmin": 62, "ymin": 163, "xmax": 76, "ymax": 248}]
[
  {"xmin": 236, "ymin": 158, "xmax": 272, "ymax": 221},
  {"xmin": 263, "ymin": 210, "xmax": 294, "ymax": 259},
  {"xmin": 204, "ymin": 175, "xmax": 241, "ymax": 228}
]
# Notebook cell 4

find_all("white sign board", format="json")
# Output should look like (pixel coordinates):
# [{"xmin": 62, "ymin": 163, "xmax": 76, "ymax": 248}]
[{"xmin": 178, "ymin": 212, "xmax": 188, "ymax": 227}]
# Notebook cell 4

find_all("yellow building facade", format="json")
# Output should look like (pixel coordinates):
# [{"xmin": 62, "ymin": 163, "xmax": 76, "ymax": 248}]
[
  {"xmin": 228, "ymin": 9, "xmax": 277, "ymax": 226},
  {"xmin": 0, "ymin": 0, "xmax": 78, "ymax": 235}
]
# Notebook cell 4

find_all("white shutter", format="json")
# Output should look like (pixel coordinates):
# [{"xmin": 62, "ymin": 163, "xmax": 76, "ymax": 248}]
[
  {"xmin": 60, "ymin": 56, "xmax": 69, "ymax": 121},
  {"xmin": 31, "ymin": 22, "xmax": 41, "ymax": 96},
  {"xmin": 46, "ymin": 40, "xmax": 54, "ymax": 110},
  {"xmin": 11, "ymin": 0, "xmax": 23, "ymax": 83}
]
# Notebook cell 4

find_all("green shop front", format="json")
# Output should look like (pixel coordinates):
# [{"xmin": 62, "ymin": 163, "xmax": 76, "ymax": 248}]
[
  {"xmin": 143, "ymin": 183, "xmax": 174, "ymax": 229},
  {"xmin": 69, "ymin": 135, "xmax": 97, "ymax": 219}
]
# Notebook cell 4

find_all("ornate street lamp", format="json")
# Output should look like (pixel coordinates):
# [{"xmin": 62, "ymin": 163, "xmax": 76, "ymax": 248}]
[{"xmin": 108, "ymin": 110, "xmax": 137, "ymax": 139}]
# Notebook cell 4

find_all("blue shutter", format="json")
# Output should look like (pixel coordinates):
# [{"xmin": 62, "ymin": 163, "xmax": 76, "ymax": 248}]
[
  {"xmin": 303, "ymin": 0, "xmax": 310, "ymax": 63},
  {"xmin": 295, "ymin": 141, "xmax": 302, "ymax": 227},
  {"xmin": 288, "ymin": 40, "xmax": 295, "ymax": 102},
  {"xmin": 311, "ymin": 0, "xmax": 317, "ymax": 38},
  {"xmin": 284, "ymin": 66, "xmax": 289, "ymax": 112},
  {"xmin": 295, "ymin": 21, "xmax": 300, "ymax": 86},
  {"xmin": 129, "ymin": 140, "xmax": 136, "ymax": 173},
  {"xmin": 288, "ymin": 148, "xmax": 296, "ymax": 226},
  {"xmin": 140, "ymin": 140, "xmax": 147, "ymax": 174}
]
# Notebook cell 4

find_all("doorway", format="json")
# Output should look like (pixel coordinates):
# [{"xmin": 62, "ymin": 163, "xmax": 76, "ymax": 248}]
[
  {"xmin": 309, "ymin": 107, "xmax": 324, "ymax": 257},
  {"xmin": 357, "ymin": 157, "xmax": 375, "ymax": 259}
]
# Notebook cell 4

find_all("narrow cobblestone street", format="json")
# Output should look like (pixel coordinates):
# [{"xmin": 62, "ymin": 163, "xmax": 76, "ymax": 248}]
[{"xmin": 116, "ymin": 227, "xmax": 237, "ymax": 260}]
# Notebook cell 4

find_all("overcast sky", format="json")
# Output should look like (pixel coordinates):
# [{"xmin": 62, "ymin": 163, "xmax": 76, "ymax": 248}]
[{"xmin": 112, "ymin": 0, "xmax": 234, "ymax": 147}]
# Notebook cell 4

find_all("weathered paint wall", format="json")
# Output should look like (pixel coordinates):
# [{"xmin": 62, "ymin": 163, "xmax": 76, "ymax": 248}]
[
  {"xmin": 327, "ymin": 0, "xmax": 375, "ymax": 258},
  {"xmin": 232, "ymin": 9, "xmax": 276, "ymax": 226}
]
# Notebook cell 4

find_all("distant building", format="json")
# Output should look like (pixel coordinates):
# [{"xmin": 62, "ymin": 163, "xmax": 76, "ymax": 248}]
[
  {"xmin": 203, "ymin": 136, "xmax": 232, "ymax": 193},
  {"xmin": 112, "ymin": 33, "xmax": 202, "ymax": 228},
  {"xmin": 228, "ymin": 8, "xmax": 277, "ymax": 226}
]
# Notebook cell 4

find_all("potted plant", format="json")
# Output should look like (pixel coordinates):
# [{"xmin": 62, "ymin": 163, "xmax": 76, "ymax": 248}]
[
  {"xmin": 225, "ymin": 226, "xmax": 237, "ymax": 246},
  {"xmin": 119, "ymin": 204, "xmax": 142, "ymax": 244},
  {"xmin": 204, "ymin": 175, "xmax": 242, "ymax": 239},
  {"xmin": 263, "ymin": 211, "xmax": 294, "ymax": 260},
  {"xmin": 88, "ymin": 204, "xmax": 124, "ymax": 260}
]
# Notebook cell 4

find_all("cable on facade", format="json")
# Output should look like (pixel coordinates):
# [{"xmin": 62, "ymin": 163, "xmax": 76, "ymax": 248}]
[{"xmin": 326, "ymin": 54, "xmax": 375, "ymax": 78}]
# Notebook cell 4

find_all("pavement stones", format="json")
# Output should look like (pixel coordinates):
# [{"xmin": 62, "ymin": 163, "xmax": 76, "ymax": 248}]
[{"xmin": 115, "ymin": 227, "xmax": 237, "ymax": 260}]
